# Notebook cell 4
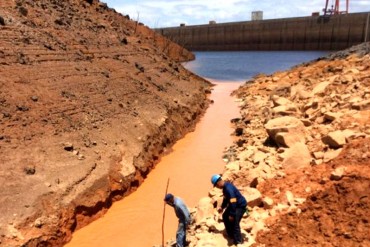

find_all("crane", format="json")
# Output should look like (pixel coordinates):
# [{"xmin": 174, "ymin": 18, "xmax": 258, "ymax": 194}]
[{"xmin": 323, "ymin": 0, "xmax": 349, "ymax": 15}]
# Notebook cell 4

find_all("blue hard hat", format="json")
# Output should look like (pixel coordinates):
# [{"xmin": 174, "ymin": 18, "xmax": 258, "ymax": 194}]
[
  {"xmin": 164, "ymin": 193, "xmax": 174, "ymax": 202},
  {"xmin": 211, "ymin": 174, "xmax": 221, "ymax": 186}
]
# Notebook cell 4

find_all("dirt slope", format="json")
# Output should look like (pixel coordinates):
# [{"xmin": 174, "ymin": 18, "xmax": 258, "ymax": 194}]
[
  {"xmin": 0, "ymin": 0, "xmax": 211, "ymax": 246},
  {"xmin": 256, "ymin": 138, "xmax": 370, "ymax": 247}
]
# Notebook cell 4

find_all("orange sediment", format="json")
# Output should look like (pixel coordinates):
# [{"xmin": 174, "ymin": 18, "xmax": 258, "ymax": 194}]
[{"xmin": 65, "ymin": 81, "xmax": 242, "ymax": 247}]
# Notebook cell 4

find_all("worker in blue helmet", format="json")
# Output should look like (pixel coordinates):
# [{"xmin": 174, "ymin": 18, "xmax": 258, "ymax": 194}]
[
  {"xmin": 164, "ymin": 193, "xmax": 191, "ymax": 247},
  {"xmin": 211, "ymin": 174, "xmax": 247, "ymax": 245}
]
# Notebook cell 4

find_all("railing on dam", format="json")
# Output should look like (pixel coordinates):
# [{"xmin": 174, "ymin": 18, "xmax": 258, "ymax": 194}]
[{"xmin": 155, "ymin": 12, "xmax": 370, "ymax": 51}]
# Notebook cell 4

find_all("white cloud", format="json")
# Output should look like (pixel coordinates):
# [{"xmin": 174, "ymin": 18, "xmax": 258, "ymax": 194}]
[{"xmin": 105, "ymin": 0, "xmax": 370, "ymax": 27}]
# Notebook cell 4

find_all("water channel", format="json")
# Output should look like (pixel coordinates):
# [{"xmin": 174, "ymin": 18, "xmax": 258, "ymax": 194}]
[
  {"xmin": 65, "ymin": 51, "xmax": 328, "ymax": 246},
  {"xmin": 66, "ymin": 81, "xmax": 242, "ymax": 247}
]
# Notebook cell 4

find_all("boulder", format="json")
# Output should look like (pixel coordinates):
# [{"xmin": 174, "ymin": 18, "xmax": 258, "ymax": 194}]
[
  {"xmin": 221, "ymin": 170, "xmax": 238, "ymax": 182},
  {"xmin": 300, "ymin": 119, "xmax": 312, "ymax": 127},
  {"xmin": 324, "ymin": 112, "xmax": 342, "ymax": 122},
  {"xmin": 262, "ymin": 197, "xmax": 274, "ymax": 209},
  {"xmin": 323, "ymin": 148, "xmax": 343, "ymax": 162},
  {"xmin": 313, "ymin": 151, "xmax": 324, "ymax": 159},
  {"xmin": 243, "ymin": 187, "xmax": 262, "ymax": 208},
  {"xmin": 352, "ymin": 99, "xmax": 370, "ymax": 110},
  {"xmin": 330, "ymin": 167, "xmax": 346, "ymax": 181},
  {"xmin": 349, "ymin": 96, "xmax": 363, "ymax": 104},
  {"xmin": 340, "ymin": 74, "xmax": 354, "ymax": 84},
  {"xmin": 195, "ymin": 197, "xmax": 214, "ymax": 224},
  {"xmin": 271, "ymin": 83, "xmax": 291, "ymax": 98},
  {"xmin": 238, "ymin": 149, "xmax": 253, "ymax": 162},
  {"xmin": 312, "ymin": 81, "xmax": 330, "ymax": 96},
  {"xmin": 275, "ymin": 132, "xmax": 305, "ymax": 148},
  {"xmin": 322, "ymin": 130, "xmax": 346, "ymax": 148},
  {"xmin": 340, "ymin": 94, "xmax": 351, "ymax": 101},
  {"xmin": 272, "ymin": 105, "xmax": 298, "ymax": 116},
  {"xmin": 312, "ymin": 159, "xmax": 323, "ymax": 165},
  {"xmin": 246, "ymin": 169, "xmax": 264, "ymax": 188},
  {"xmin": 206, "ymin": 219, "xmax": 224, "ymax": 232},
  {"xmin": 272, "ymin": 76, "xmax": 280, "ymax": 82},
  {"xmin": 292, "ymin": 85, "xmax": 312, "ymax": 99},
  {"xmin": 342, "ymin": 129, "xmax": 356, "ymax": 140},
  {"xmin": 120, "ymin": 161, "xmax": 136, "ymax": 177},
  {"xmin": 303, "ymin": 99, "xmax": 319, "ymax": 111},
  {"xmin": 225, "ymin": 161, "xmax": 240, "ymax": 172},
  {"xmin": 347, "ymin": 68, "xmax": 360, "ymax": 74},
  {"xmin": 342, "ymin": 129, "xmax": 366, "ymax": 142},
  {"xmin": 264, "ymin": 116, "xmax": 306, "ymax": 145},
  {"xmin": 205, "ymin": 218, "xmax": 217, "ymax": 229},
  {"xmin": 271, "ymin": 95, "xmax": 292, "ymax": 106},
  {"xmin": 252, "ymin": 151, "xmax": 267, "ymax": 164},
  {"xmin": 281, "ymin": 142, "xmax": 312, "ymax": 169},
  {"xmin": 305, "ymin": 108, "xmax": 320, "ymax": 121}
]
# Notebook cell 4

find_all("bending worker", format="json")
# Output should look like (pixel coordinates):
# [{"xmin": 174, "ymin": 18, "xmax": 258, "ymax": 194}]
[
  {"xmin": 211, "ymin": 174, "xmax": 247, "ymax": 245},
  {"xmin": 164, "ymin": 193, "xmax": 191, "ymax": 247}
]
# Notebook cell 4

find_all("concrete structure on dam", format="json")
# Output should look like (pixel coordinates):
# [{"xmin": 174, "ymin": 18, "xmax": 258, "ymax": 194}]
[{"xmin": 156, "ymin": 12, "xmax": 370, "ymax": 51}]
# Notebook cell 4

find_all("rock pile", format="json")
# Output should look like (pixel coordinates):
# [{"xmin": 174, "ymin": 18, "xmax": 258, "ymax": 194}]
[{"xmin": 181, "ymin": 43, "xmax": 370, "ymax": 246}]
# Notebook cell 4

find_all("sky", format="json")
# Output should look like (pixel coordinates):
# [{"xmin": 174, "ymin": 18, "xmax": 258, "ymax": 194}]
[{"xmin": 104, "ymin": 0, "xmax": 370, "ymax": 28}]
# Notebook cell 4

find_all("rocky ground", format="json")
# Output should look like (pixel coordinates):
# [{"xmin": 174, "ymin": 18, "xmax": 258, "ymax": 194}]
[
  {"xmin": 177, "ymin": 43, "xmax": 370, "ymax": 246},
  {"xmin": 0, "ymin": 0, "xmax": 211, "ymax": 246}
]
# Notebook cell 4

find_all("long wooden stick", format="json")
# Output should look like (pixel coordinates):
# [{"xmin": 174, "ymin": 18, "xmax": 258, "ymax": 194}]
[{"xmin": 162, "ymin": 178, "xmax": 170, "ymax": 247}]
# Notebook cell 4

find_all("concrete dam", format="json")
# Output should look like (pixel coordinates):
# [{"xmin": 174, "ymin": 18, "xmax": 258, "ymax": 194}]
[{"xmin": 156, "ymin": 12, "xmax": 370, "ymax": 51}]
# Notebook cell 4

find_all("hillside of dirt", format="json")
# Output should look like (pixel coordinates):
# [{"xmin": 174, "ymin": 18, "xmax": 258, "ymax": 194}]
[
  {"xmin": 0, "ymin": 0, "xmax": 211, "ymax": 246},
  {"xmin": 177, "ymin": 43, "xmax": 370, "ymax": 247}
]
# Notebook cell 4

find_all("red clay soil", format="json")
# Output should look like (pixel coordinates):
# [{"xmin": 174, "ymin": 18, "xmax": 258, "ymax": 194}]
[
  {"xmin": 255, "ymin": 138, "xmax": 370, "ymax": 247},
  {"xmin": 0, "ymin": 0, "xmax": 211, "ymax": 246}
]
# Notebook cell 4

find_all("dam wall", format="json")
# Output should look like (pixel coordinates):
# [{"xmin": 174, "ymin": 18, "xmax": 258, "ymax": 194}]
[{"xmin": 156, "ymin": 12, "xmax": 370, "ymax": 51}]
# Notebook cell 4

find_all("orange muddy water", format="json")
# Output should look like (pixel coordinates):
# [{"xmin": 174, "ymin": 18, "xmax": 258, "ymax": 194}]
[{"xmin": 65, "ymin": 81, "xmax": 242, "ymax": 247}]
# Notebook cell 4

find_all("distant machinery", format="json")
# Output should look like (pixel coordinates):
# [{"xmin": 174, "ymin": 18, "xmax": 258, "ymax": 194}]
[{"xmin": 323, "ymin": 0, "xmax": 349, "ymax": 15}]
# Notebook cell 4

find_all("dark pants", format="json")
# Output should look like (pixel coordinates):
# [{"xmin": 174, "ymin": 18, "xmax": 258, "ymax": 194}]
[
  {"xmin": 176, "ymin": 221, "xmax": 187, "ymax": 247},
  {"xmin": 222, "ymin": 207, "xmax": 246, "ymax": 244}
]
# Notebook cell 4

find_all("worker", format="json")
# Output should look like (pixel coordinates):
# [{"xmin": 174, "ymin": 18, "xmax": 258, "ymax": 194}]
[
  {"xmin": 211, "ymin": 174, "xmax": 247, "ymax": 245},
  {"xmin": 164, "ymin": 193, "xmax": 191, "ymax": 247}
]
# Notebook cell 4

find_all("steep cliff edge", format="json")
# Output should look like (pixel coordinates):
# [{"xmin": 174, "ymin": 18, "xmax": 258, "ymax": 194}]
[{"xmin": 0, "ymin": 0, "xmax": 211, "ymax": 246}]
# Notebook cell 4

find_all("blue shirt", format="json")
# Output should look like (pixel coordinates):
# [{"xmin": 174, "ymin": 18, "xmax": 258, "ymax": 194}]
[
  {"xmin": 221, "ymin": 182, "xmax": 247, "ymax": 216},
  {"xmin": 173, "ymin": 197, "xmax": 191, "ymax": 224}
]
